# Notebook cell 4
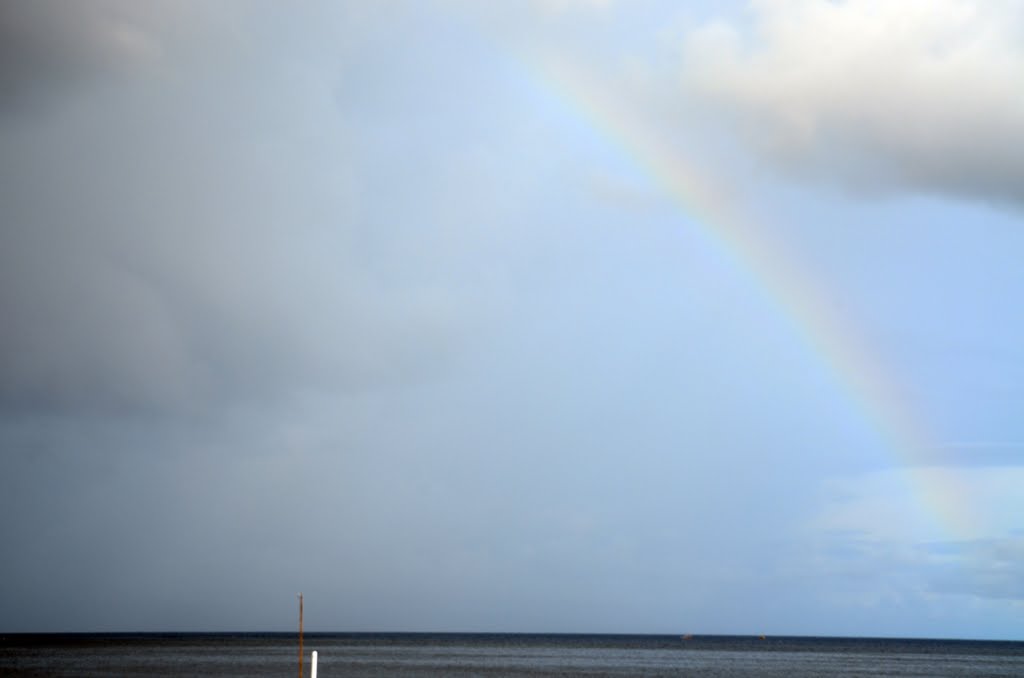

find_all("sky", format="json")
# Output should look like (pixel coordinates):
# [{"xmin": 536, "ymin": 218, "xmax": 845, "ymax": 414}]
[{"xmin": 1, "ymin": 0, "xmax": 1022, "ymax": 639}]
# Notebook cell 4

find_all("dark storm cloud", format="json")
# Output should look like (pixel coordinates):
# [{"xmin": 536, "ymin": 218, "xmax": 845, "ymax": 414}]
[
  {"xmin": 0, "ymin": 3, "xmax": 100, "ymax": 108},
  {"xmin": 0, "ymin": 2, "xmax": 469, "ymax": 416},
  {"xmin": 0, "ymin": 1, "xmax": 176, "ymax": 112}
]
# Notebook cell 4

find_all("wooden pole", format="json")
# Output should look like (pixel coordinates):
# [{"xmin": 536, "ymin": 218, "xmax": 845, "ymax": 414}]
[{"xmin": 298, "ymin": 593, "xmax": 304, "ymax": 678}]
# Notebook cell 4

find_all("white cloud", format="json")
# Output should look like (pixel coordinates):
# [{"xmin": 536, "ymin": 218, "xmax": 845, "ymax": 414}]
[
  {"xmin": 530, "ymin": 0, "xmax": 614, "ymax": 14},
  {"xmin": 682, "ymin": 0, "xmax": 1024, "ymax": 205}
]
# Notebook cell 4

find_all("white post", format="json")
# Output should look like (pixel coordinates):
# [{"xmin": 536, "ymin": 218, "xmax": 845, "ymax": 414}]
[{"xmin": 311, "ymin": 650, "xmax": 318, "ymax": 678}]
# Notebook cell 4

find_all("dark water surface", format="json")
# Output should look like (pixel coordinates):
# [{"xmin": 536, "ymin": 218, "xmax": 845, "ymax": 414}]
[{"xmin": 3, "ymin": 633, "xmax": 1024, "ymax": 676}]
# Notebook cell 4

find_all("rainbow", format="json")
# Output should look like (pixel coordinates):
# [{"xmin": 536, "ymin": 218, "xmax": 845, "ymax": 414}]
[{"xmin": 521, "ymin": 51, "xmax": 977, "ymax": 541}]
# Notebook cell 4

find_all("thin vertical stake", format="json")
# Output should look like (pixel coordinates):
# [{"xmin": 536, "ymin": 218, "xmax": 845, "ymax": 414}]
[
  {"xmin": 298, "ymin": 593, "xmax": 304, "ymax": 678},
  {"xmin": 311, "ymin": 650, "xmax": 318, "ymax": 678}
]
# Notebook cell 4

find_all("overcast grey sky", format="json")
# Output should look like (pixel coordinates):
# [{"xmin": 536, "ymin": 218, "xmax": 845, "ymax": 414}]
[{"xmin": 1, "ymin": 0, "xmax": 1023, "ymax": 638}]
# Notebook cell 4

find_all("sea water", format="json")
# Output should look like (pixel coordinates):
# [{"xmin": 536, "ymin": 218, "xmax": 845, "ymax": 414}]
[{"xmin": 3, "ymin": 633, "xmax": 1024, "ymax": 676}]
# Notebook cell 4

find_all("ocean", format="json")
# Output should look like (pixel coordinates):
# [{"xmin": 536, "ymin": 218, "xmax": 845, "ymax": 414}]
[{"xmin": 3, "ymin": 633, "xmax": 1024, "ymax": 676}]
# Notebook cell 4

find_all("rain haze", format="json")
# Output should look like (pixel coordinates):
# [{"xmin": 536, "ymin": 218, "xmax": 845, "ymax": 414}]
[{"xmin": 1, "ymin": 0, "xmax": 1023, "ymax": 639}]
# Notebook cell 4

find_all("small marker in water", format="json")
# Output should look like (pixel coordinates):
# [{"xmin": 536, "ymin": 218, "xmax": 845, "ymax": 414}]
[{"xmin": 311, "ymin": 650, "xmax": 318, "ymax": 678}]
